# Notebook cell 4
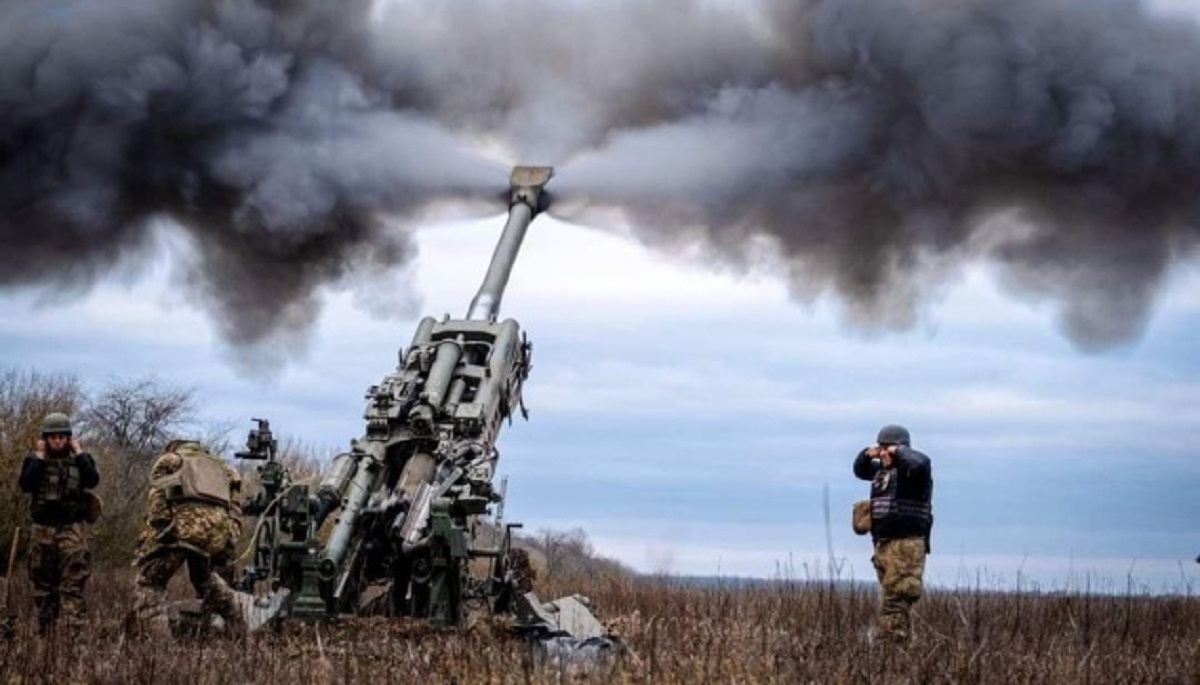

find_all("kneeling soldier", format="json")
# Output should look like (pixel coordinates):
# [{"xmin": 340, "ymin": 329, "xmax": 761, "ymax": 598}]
[{"xmin": 128, "ymin": 439, "xmax": 245, "ymax": 636}]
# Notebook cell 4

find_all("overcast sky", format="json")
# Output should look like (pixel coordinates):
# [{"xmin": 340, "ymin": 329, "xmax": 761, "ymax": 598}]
[
  {"xmin": 2, "ymin": 210, "xmax": 1197, "ymax": 593},
  {"xmin": 3, "ymin": 0, "xmax": 1200, "ymax": 594}
]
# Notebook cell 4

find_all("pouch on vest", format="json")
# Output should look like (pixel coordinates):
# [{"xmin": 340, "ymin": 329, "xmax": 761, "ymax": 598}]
[
  {"xmin": 41, "ymin": 466, "xmax": 62, "ymax": 503},
  {"xmin": 852, "ymin": 499, "xmax": 872, "ymax": 535},
  {"xmin": 38, "ymin": 459, "xmax": 81, "ymax": 504},
  {"xmin": 154, "ymin": 454, "xmax": 231, "ymax": 507},
  {"xmin": 83, "ymin": 491, "xmax": 104, "ymax": 523}
]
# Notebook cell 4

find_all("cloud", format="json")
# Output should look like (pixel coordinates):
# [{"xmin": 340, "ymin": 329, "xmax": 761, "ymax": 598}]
[
  {"xmin": 2, "ymin": 215, "xmax": 1198, "ymax": 590},
  {"xmin": 7, "ymin": 0, "xmax": 1200, "ymax": 356}
]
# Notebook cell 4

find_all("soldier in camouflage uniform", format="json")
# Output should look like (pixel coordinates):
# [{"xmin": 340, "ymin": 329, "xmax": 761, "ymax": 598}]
[
  {"xmin": 128, "ymin": 439, "xmax": 246, "ymax": 636},
  {"xmin": 18, "ymin": 412, "xmax": 101, "ymax": 634},
  {"xmin": 853, "ymin": 424, "xmax": 933, "ymax": 645}
]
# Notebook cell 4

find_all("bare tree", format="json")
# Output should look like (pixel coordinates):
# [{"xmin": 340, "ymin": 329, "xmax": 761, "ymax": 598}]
[
  {"xmin": 275, "ymin": 435, "xmax": 329, "ymax": 483},
  {"xmin": 198, "ymin": 418, "xmax": 238, "ymax": 460},
  {"xmin": 78, "ymin": 377, "xmax": 199, "ymax": 564},
  {"xmin": 79, "ymin": 377, "xmax": 197, "ymax": 481},
  {"xmin": 536, "ymin": 528, "xmax": 597, "ymax": 579}
]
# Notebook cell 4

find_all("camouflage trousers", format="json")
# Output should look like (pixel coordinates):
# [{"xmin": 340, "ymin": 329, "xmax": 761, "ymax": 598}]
[
  {"xmin": 130, "ymin": 546, "xmax": 244, "ymax": 636},
  {"xmin": 871, "ymin": 536, "xmax": 927, "ymax": 644},
  {"xmin": 28, "ymin": 522, "xmax": 91, "ymax": 633}
]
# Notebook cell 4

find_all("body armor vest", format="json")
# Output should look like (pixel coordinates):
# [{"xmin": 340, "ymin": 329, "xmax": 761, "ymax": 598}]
[
  {"xmin": 33, "ymin": 456, "xmax": 85, "ymax": 523},
  {"xmin": 870, "ymin": 466, "xmax": 933, "ymax": 537},
  {"xmin": 153, "ymin": 450, "xmax": 232, "ymax": 508}
]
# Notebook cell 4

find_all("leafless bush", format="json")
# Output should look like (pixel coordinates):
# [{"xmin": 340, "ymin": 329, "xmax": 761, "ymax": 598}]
[
  {"xmin": 80, "ymin": 376, "xmax": 197, "ymax": 480},
  {"xmin": 522, "ymin": 528, "xmax": 631, "ymax": 584},
  {"xmin": 76, "ymin": 376, "xmax": 202, "ymax": 565}
]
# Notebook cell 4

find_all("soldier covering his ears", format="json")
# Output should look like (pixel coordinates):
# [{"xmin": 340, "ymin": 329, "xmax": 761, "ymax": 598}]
[
  {"xmin": 853, "ymin": 424, "xmax": 934, "ymax": 645},
  {"xmin": 18, "ymin": 412, "xmax": 101, "ymax": 634}
]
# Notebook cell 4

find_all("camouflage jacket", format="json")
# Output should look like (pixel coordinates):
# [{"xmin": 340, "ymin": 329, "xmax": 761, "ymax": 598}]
[{"xmin": 142, "ymin": 442, "xmax": 243, "ymax": 557}]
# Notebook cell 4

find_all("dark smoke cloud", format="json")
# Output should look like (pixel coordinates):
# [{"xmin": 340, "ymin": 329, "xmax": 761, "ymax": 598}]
[
  {"xmin": 0, "ymin": 0, "xmax": 501, "ymax": 348},
  {"xmin": 548, "ymin": 0, "xmax": 1200, "ymax": 349},
  {"xmin": 4, "ymin": 0, "xmax": 1198, "ymax": 353}
]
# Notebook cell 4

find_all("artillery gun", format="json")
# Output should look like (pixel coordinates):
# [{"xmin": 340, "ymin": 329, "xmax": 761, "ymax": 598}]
[{"xmin": 235, "ymin": 166, "xmax": 606, "ymax": 640}]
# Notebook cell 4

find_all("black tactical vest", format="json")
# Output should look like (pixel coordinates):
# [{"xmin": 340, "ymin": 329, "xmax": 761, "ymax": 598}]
[
  {"xmin": 870, "ymin": 466, "xmax": 933, "ymax": 540},
  {"xmin": 32, "ymin": 456, "xmax": 86, "ymax": 524}
]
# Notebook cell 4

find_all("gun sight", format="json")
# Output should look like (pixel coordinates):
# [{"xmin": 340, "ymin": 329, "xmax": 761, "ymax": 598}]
[{"xmin": 235, "ymin": 417, "xmax": 277, "ymax": 461}]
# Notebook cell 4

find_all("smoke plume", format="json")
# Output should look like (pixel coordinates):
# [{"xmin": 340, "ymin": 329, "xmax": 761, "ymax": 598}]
[
  {"xmin": 0, "ymin": 0, "xmax": 501, "ymax": 347},
  {"xmin": 3, "ymin": 0, "xmax": 1198, "ymax": 351},
  {"xmin": 548, "ymin": 0, "xmax": 1200, "ymax": 348}
]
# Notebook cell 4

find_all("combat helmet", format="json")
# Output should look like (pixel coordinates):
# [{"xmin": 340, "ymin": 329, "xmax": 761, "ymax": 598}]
[
  {"xmin": 876, "ymin": 424, "xmax": 910, "ymax": 446},
  {"xmin": 40, "ymin": 412, "xmax": 73, "ymax": 437}
]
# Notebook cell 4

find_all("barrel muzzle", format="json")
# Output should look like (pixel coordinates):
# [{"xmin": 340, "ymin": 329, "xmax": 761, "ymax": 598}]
[{"xmin": 510, "ymin": 165, "xmax": 553, "ymax": 212}]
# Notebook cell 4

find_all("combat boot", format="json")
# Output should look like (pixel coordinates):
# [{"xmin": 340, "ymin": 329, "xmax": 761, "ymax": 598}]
[
  {"xmin": 239, "ymin": 588, "xmax": 291, "ymax": 633},
  {"xmin": 207, "ymin": 575, "xmax": 289, "ymax": 636},
  {"xmin": 125, "ymin": 584, "xmax": 171, "ymax": 640}
]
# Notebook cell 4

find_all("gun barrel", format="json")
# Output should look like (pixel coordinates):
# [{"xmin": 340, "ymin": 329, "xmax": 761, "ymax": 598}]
[
  {"xmin": 320, "ymin": 451, "xmax": 380, "ymax": 581},
  {"xmin": 466, "ymin": 166, "xmax": 553, "ymax": 321},
  {"xmin": 314, "ymin": 451, "xmax": 360, "ymax": 528}
]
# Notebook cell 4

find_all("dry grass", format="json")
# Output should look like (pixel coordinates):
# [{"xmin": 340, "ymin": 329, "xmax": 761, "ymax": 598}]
[{"xmin": 1, "ymin": 568, "xmax": 1197, "ymax": 684}]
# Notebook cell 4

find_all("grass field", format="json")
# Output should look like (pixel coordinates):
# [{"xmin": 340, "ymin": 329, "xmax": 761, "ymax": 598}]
[{"xmin": 1, "ymin": 568, "xmax": 1197, "ymax": 683}]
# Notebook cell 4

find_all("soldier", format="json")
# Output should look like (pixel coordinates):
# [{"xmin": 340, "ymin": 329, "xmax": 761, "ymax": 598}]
[
  {"xmin": 17, "ymin": 412, "xmax": 100, "ymax": 634},
  {"xmin": 853, "ymin": 424, "xmax": 933, "ymax": 645},
  {"xmin": 128, "ymin": 439, "xmax": 247, "ymax": 636}
]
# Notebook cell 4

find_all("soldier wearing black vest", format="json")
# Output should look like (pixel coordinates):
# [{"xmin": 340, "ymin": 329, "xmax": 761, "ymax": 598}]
[
  {"xmin": 853, "ymin": 424, "xmax": 933, "ymax": 645},
  {"xmin": 18, "ymin": 412, "xmax": 100, "ymax": 633}
]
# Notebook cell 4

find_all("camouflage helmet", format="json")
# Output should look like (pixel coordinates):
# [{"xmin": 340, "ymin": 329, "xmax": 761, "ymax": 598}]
[
  {"xmin": 163, "ymin": 438, "xmax": 202, "ymax": 454},
  {"xmin": 876, "ymin": 424, "xmax": 911, "ymax": 446},
  {"xmin": 40, "ymin": 412, "xmax": 73, "ymax": 437}
]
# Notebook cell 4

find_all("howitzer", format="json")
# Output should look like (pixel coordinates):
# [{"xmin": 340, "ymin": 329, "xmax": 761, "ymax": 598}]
[{"xmin": 239, "ymin": 167, "xmax": 594, "ymax": 634}]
